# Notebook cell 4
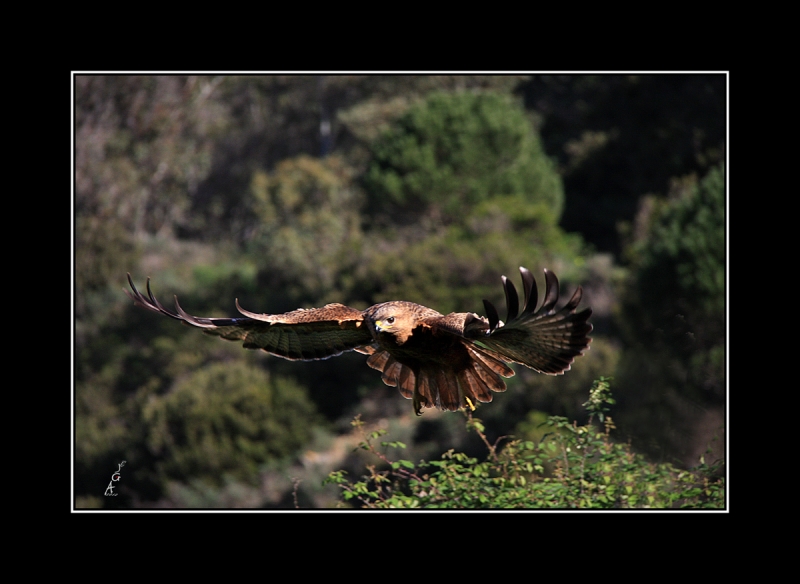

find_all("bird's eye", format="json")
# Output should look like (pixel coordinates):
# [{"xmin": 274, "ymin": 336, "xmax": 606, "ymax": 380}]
[{"xmin": 387, "ymin": 316, "xmax": 395, "ymax": 324}]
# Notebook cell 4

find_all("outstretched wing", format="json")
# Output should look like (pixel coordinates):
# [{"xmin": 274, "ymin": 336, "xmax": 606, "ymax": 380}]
[
  {"xmin": 475, "ymin": 267, "xmax": 592, "ymax": 374},
  {"xmin": 126, "ymin": 274, "xmax": 372, "ymax": 361}
]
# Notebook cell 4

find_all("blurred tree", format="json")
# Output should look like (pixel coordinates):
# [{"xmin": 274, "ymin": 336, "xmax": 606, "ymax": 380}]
[
  {"xmin": 75, "ymin": 75, "xmax": 228, "ymax": 322},
  {"xmin": 75, "ymin": 76, "xmax": 533, "ymax": 300},
  {"xmin": 363, "ymin": 91, "xmax": 564, "ymax": 228},
  {"xmin": 247, "ymin": 155, "xmax": 365, "ymax": 311},
  {"xmin": 349, "ymin": 90, "xmax": 589, "ymax": 324},
  {"xmin": 520, "ymin": 74, "xmax": 726, "ymax": 256},
  {"xmin": 615, "ymin": 163, "xmax": 725, "ymax": 463},
  {"xmin": 184, "ymin": 75, "xmax": 529, "ymax": 242},
  {"xmin": 140, "ymin": 361, "xmax": 317, "ymax": 487}
]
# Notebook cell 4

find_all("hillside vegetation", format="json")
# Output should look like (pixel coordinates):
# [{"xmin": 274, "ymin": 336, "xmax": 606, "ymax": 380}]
[{"xmin": 75, "ymin": 75, "xmax": 725, "ymax": 508}]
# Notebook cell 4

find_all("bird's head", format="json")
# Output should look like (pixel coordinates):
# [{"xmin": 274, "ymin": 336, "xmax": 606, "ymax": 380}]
[{"xmin": 366, "ymin": 302, "xmax": 423, "ymax": 345}]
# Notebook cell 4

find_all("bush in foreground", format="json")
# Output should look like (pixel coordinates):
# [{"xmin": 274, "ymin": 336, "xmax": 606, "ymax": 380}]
[{"xmin": 326, "ymin": 378, "xmax": 724, "ymax": 509}]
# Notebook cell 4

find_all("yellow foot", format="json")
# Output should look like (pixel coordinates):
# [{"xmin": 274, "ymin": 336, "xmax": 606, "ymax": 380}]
[{"xmin": 464, "ymin": 396, "xmax": 476, "ymax": 411}]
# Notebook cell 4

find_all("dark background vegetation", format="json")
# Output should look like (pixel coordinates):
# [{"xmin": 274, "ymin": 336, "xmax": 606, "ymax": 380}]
[{"xmin": 74, "ymin": 74, "xmax": 726, "ymax": 508}]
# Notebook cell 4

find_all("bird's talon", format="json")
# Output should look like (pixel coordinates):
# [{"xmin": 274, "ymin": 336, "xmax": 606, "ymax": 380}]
[{"xmin": 465, "ymin": 396, "xmax": 476, "ymax": 411}]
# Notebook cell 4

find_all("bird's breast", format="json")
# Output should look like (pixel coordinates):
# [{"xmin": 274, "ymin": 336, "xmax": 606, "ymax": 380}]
[{"xmin": 377, "ymin": 329, "xmax": 470, "ymax": 368}]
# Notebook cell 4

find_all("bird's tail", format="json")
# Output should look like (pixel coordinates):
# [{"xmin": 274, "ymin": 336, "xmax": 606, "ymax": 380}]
[{"xmin": 366, "ymin": 345, "xmax": 514, "ymax": 414}]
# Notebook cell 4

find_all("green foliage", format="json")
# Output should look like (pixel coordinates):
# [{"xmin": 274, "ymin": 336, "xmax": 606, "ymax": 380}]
[
  {"xmin": 632, "ymin": 164, "xmax": 725, "ymax": 320},
  {"xmin": 75, "ymin": 76, "xmax": 227, "ymax": 304},
  {"xmin": 75, "ymin": 75, "xmax": 725, "ymax": 507},
  {"xmin": 482, "ymin": 336, "xmax": 621, "ymax": 435},
  {"xmin": 247, "ymin": 155, "xmax": 365, "ymax": 308},
  {"xmin": 350, "ymin": 90, "xmax": 589, "ymax": 318},
  {"xmin": 336, "ymin": 91, "xmax": 590, "ymax": 320},
  {"xmin": 363, "ymin": 91, "xmax": 564, "ymax": 227},
  {"xmin": 76, "ymin": 213, "xmax": 139, "ymax": 297},
  {"xmin": 615, "ymin": 163, "xmax": 725, "ymax": 460},
  {"xmin": 519, "ymin": 75, "xmax": 726, "ymax": 256},
  {"xmin": 325, "ymin": 379, "xmax": 724, "ymax": 509},
  {"xmin": 141, "ymin": 361, "xmax": 317, "ymax": 486},
  {"xmin": 76, "ymin": 254, "xmax": 323, "ymax": 505},
  {"xmin": 243, "ymin": 134, "xmax": 586, "ymax": 321}
]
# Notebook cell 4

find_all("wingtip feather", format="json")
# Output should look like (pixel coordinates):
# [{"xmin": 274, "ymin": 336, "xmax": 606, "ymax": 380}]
[{"xmin": 502, "ymin": 275, "xmax": 520, "ymax": 322}]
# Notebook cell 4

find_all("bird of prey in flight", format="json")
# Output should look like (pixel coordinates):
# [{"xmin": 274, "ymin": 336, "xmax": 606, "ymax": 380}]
[{"xmin": 126, "ymin": 267, "xmax": 592, "ymax": 415}]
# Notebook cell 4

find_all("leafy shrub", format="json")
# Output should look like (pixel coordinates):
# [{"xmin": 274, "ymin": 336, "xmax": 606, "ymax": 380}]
[
  {"xmin": 325, "ymin": 379, "xmax": 724, "ymax": 509},
  {"xmin": 142, "ymin": 361, "xmax": 318, "ymax": 486}
]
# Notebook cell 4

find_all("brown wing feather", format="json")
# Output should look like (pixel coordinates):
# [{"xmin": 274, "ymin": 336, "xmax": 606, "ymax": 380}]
[
  {"xmin": 476, "ymin": 268, "xmax": 592, "ymax": 375},
  {"xmin": 396, "ymin": 365, "xmax": 416, "ymax": 398},
  {"xmin": 457, "ymin": 367, "xmax": 492, "ymax": 404},
  {"xmin": 427, "ymin": 311, "xmax": 490, "ymax": 337},
  {"xmin": 369, "ymin": 354, "xmax": 502, "ymax": 412},
  {"xmin": 465, "ymin": 345, "xmax": 512, "ymax": 393},
  {"xmin": 126, "ymin": 274, "xmax": 372, "ymax": 361},
  {"xmin": 366, "ymin": 350, "xmax": 416, "ymax": 398},
  {"xmin": 433, "ymin": 367, "xmax": 460, "ymax": 411}
]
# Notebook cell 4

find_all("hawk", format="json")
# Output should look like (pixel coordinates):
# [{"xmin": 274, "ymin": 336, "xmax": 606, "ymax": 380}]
[{"xmin": 126, "ymin": 267, "xmax": 592, "ymax": 415}]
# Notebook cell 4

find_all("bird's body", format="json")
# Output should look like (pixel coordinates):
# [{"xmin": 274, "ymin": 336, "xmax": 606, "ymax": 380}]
[{"xmin": 126, "ymin": 267, "xmax": 592, "ymax": 415}]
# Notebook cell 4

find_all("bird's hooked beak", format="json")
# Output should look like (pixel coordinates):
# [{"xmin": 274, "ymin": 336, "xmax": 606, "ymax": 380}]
[{"xmin": 374, "ymin": 317, "xmax": 397, "ymax": 333}]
